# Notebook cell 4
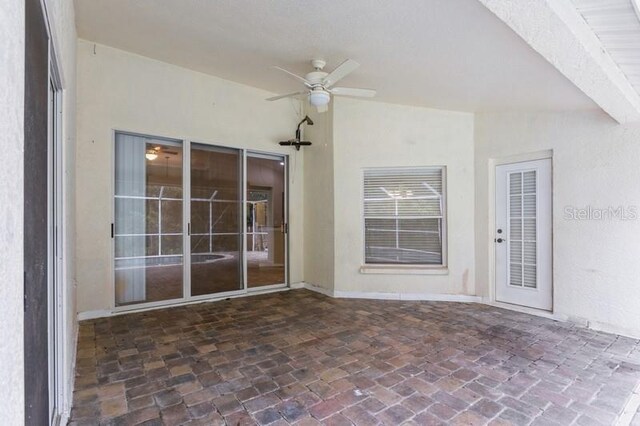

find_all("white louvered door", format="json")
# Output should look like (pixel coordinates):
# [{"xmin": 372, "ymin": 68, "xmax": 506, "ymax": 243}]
[{"xmin": 495, "ymin": 159, "xmax": 552, "ymax": 310}]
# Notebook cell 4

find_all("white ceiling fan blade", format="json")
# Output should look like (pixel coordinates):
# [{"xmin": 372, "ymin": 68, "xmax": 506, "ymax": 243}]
[
  {"xmin": 272, "ymin": 66, "xmax": 311, "ymax": 87},
  {"xmin": 266, "ymin": 91, "xmax": 306, "ymax": 101},
  {"xmin": 322, "ymin": 59, "xmax": 360, "ymax": 88},
  {"xmin": 330, "ymin": 87, "xmax": 377, "ymax": 98},
  {"xmin": 316, "ymin": 103, "xmax": 329, "ymax": 113}
]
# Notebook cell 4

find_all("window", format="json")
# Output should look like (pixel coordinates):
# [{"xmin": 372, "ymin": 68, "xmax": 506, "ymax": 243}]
[{"xmin": 363, "ymin": 167, "xmax": 446, "ymax": 266}]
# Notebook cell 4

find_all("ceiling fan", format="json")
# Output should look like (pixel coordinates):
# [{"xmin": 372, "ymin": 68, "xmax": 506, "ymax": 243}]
[
  {"xmin": 267, "ymin": 59, "xmax": 376, "ymax": 113},
  {"xmin": 145, "ymin": 145, "xmax": 179, "ymax": 161}
]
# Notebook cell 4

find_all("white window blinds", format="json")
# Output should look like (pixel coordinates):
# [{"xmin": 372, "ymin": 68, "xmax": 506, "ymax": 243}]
[{"xmin": 363, "ymin": 167, "xmax": 446, "ymax": 265}]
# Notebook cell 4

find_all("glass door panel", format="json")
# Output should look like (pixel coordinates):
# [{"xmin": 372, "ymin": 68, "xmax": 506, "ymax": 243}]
[
  {"xmin": 247, "ymin": 154, "xmax": 286, "ymax": 288},
  {"xmin": 114, "ymin": 133, "xmax": 183, "ymax": 306},
  {"xmin": 190, "ymin": 144, "xmax": 243, "ymax": 296}
]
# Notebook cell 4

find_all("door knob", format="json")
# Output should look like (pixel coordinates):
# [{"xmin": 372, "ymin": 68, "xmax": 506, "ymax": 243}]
[{"xmin": 495, "ymin": 238, "xmax": 505, "ymax": 243}]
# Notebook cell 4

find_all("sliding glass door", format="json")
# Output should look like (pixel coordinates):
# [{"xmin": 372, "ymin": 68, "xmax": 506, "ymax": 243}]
[
  {"xmin": 113, "ymin": 133, "xmax": 287, "ymax": 308},
  {"xmin": 246, "ymin": 154, "xmax": 287, "ymax": 288},
  {"xmin": 114, "ymin": 133, "xmax": 184, "ymax": 306},
  {"xmin": 190, "ymin": 144, "xmax": 243, "ymax": 296}
]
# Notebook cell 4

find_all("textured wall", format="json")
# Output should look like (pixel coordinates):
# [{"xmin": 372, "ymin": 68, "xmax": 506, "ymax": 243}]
[
  {"xmin": 76, "ymin": 40, "xmax": 303, "ymax": 314},
  {"xmin": 0, "ymin": 1, "xmax": 25, "ymax": 424},
  {"xmin": 331, "ymin": 98, "xmax": 476, "ymax": 296},
  {"xmin": 475, "ymin": 110, "xmax": 640, "ymax": 338},
  {"xmin": 478, "ymin": 0, "xmax": 640, "ymax": 123},
  {"xmin": 303, "ymin": 105, "xmax": 335, "ymax": 292}
]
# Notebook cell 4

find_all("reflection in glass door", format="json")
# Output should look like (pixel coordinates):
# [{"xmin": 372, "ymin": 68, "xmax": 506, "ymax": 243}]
[
  {"xmin": 190, "ymin": 144, "xmax": 243, "ymax": 296},
  {"xmin": 114, "ymin": 133, "xmax": 184, "ymax": 306},
  {"xmin": 114, "ymin": 135, "xmax": 288, "ymax": 308},
  {"xmin": 247, "ymin": 154, "xmax": 287, "ymax": 288}
]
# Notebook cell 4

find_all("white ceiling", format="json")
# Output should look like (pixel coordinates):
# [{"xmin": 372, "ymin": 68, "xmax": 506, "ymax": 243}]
[
  {"xmin": 573, "ymin": 0, "xmax": 640, "ymax": 93},
  {"xmin": 75, "ymin": 0, "xmax": 600, "ymax": 112}
]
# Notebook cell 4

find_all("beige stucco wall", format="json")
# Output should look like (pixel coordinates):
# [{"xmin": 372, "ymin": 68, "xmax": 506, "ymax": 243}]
[
  {"xmin": 0, "ymin": 1, "xmax": 26, "ymax": 424},
  {"xmin": 475, "ymin": 110, "xmax": 640, "ymax": 338},
  {"xmin": 331, "ymin": 98, "xmax": 476, "ymax": 296},
  {"xmin": 302, "ymin": 105, "xmax": 335, "ymax": 292}
]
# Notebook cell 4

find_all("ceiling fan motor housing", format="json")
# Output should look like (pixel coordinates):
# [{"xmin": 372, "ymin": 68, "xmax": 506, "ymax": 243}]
[{"xmin": 305, "ymin": 70, "xmax": 328, "ymax": 85}]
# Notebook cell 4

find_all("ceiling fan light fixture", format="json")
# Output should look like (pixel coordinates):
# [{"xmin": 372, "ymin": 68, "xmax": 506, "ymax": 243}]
[
  {"xmin": 308, "ymin": 89, "xmax": 330, "ymax": 107},
  {"xmin": 268, "ymin": 59, "xmax": 375, "ymax": 113},
  {"xmin": 145, "ymin": 149, "xmax": 158, "ymax": 161}
]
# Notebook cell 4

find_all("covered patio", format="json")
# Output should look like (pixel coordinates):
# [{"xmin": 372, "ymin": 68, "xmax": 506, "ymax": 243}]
[{"xmin": 70, "ymin": 290, "xmax": 640, "ymax": 425}]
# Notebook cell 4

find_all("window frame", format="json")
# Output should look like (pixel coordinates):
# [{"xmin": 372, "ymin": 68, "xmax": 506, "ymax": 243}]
[{"xmin": 361, "ymin": 166, "xmax": 448, "ymax": 273}]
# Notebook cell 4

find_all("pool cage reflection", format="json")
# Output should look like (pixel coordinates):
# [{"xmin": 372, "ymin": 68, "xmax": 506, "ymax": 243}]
[{"xmin": 114, "ymin": 186, "xmax": 268, "ymax": 265}]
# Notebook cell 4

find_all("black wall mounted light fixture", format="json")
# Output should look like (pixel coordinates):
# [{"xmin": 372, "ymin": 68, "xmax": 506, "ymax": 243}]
[{"xmin": 279, "ymin": 115, "xmax": 314, "ymax": 151}]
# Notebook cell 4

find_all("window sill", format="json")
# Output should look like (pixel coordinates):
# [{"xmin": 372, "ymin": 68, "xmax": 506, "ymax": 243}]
[{"xmin": 359, "ymin": 265, "xmax": 449, "ymax": 275}]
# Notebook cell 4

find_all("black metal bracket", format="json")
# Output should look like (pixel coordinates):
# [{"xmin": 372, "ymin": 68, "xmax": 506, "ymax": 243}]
[{"xmin": 280, "ymin": 116, "xmax": 314, "ymax": 150}]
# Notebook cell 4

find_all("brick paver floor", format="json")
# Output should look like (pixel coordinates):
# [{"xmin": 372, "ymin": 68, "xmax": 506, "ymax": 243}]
[{"xmin": 69, "ymin": 289, "xmax": 640, "ymax": 425}]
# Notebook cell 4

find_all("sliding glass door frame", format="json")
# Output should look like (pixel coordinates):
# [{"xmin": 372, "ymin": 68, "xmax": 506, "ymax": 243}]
[
  {"xmin": 111, "ymin": 132, "xmax": 289, "ymax": 313},
  {"xmin": 110, "ymin": 130, "xmax": 186, "ymax": 311},
  {"xmin": 183, "ymin": 138, "xmax": 191, "ymax": 301},
  {"xmin": 187, "ymin": 141, "xmax": 245, "ymax": 301},
  {"xmin": 242, "ymin": 149, "xmax": 248, "ymax": 292},
  {"xmin": 245, "ymin": 150, "xmax": 289, "ymax": 292}
]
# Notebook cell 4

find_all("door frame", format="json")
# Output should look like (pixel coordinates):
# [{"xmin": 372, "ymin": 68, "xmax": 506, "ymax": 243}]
[
  {"xmin": 48, "ymin": 68, "xmax": 65, "ymax": 425},
  {"xmin": 110, "ymin": 131, "xmax": 290, "ymax": 314},
  {"xmin": 187, "ymin": 141, "xmax": 246, "ymax": 301},
  {"xmin": 47, "ymin": 8, "xmax": 71, "ymax": 426},
  {"xmin": 487, "ymin": 150, "xmax": 554, "ymax": 312},
  {"xmin": 28, "ymin": 0, "xmax": 68, "ymax": 422},
  {"xmin": 246, "ymin": 150, "xmax": 289, "ymax": 292}
]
